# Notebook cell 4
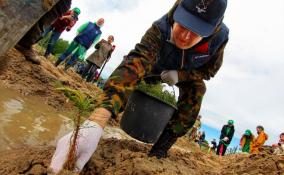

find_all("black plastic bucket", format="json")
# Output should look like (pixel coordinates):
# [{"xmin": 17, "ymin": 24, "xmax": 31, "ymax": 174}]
[{"xmin": 120, "ymin": 89, "xmax": 177, "ymax": 143}]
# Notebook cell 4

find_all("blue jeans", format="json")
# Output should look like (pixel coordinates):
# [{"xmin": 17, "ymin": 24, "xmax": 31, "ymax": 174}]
[
  {"xmin": 57, "ymin": 41, "xmax": 87, "ymax": 69},
  {"xmin": 43, "ymin": 26, "xmax": 53, "ymax": 37},
  {"xmin": 58, "ymin": 41, "xmax": 79, "ymax": 64},
  {"xmin": 44, "ymin": 28, "xmax": 62, "ymax": 57},
  {"xmin": 75, "ymin": 62, "xmax": 86, "ymax": 74}
]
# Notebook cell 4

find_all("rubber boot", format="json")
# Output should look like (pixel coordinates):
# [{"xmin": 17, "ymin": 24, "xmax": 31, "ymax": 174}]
[
  {"xmin": 148, "ymin": 128, "xmax": 178, "ymax": 159},
  {"xmin": 44, "ymin": 52, "xmax": 50, "ymax": 59},
  {"xmin": 64, "ymin": 64, "xmax": 72, "ymax": 71},
  {"xmin": 54, "ymin": 59, "xmax": 62, "ymax": 67},
  {"xmin": 15, "ymin": 44, "xmax": 41, "ymax": 65}
]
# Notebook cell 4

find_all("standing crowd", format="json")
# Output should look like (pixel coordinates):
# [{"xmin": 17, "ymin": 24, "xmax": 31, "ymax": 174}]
[
  {"xmin": 239, "ymin": 126, "xmax": 283, "ymax": 155},
  {"xmin": 189, "ymin": 117, "xmax": 283, "ymax": 156},
  {"xmin": 16, "ymin": 3, "xmax": 115, "ymax": 84}
]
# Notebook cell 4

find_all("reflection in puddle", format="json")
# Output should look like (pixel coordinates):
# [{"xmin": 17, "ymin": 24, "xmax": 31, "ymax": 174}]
[
  {"xmin": 0, "ymin": 99, "xmax": 23, "ymax": 122},
  {"xmin": 0, "ymin": 86, "xmax": 134, "ymax": 151},
  {"xmin": 0, "ymin": 86, "xmax": 72, "ymax": 151}
]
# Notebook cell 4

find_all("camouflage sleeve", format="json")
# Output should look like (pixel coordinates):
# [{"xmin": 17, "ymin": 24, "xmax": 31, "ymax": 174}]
[
  {"xmin": 99, "ymin": 25, "xmax": 163, "ymax": 117},
  {"xmin": 178, "ymin": 39, "xmax": 228, "ymax": 81}
]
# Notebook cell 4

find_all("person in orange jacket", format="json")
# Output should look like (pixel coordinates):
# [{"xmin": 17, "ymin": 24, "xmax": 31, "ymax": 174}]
[
  {"xmin": 250, "ymin": 125, "xmax": 268, "ymax": 154},
  {"xmin": 239, "ymin": 129, "xmax": 254, "ymax": 153}
]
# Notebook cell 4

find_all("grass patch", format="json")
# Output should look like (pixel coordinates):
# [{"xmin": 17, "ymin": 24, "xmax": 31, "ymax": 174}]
[{"xmin": 136, "ymin": 81, "xmax": 177, "ymax": 107}]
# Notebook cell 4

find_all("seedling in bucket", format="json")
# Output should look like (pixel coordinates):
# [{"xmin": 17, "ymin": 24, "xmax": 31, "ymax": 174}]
[{"xmin": 121, "ymin": 81, "xmax": 177, "ymax": 143}]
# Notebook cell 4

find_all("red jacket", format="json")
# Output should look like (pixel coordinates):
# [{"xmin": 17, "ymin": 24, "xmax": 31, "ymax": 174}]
[{"xmin": 51, "ymin": 10, "xmax": 78, "ymax": 33}]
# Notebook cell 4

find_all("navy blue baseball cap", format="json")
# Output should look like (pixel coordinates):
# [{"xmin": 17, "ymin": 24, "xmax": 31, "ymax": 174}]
[{"xmin": 173, "ymin": 0, "xmax": 227, "ymax": 37}]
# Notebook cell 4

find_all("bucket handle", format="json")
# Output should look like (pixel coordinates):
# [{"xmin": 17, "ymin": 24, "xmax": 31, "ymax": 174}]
[{"xmin": 170, "ymin": 85, "xmax": 176, "ymax": 99}]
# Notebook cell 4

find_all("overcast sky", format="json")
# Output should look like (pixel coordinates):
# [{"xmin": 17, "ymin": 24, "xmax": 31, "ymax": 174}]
[{"xmin": 61, "ymin": 0, "xmax": 284, "ymax": 144}]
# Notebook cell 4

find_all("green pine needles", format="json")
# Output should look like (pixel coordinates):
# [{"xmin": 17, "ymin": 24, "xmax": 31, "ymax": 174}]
[
  {"xmin": 136, "ymin": 81, "xmax": 177, "ymax": 107},
  {"xmin": 56, "ymin": 87, "xmax": 95, "ymax": 171},
  {"xmin": 57, "ymin": 87, "xmax": 93, "ymax": 116}
]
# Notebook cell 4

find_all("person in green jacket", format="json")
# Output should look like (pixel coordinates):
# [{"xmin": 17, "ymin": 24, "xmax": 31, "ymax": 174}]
[
  {"xmin": 217, "ymin": 120, "xmax": 235, "ymax": 156},
  {"xmin": 239, "ymin": 130, "xmax": 254, "ymax": 153},
  {"xmin": 54, "ymin": 18, "xmax": 104, "ymax": 70}
]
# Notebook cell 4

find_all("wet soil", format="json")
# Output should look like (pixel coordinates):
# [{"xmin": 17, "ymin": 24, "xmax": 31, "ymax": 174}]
[
  {"xmin": 0, "ymin": 85, "xmax": 73, "ymax": 151},
  {"xmin": 0, "ymin": 48, "xmax": 283, "ymax": 175},
  {"xmin": 0, "ymin": 48, "xmax": 102, "ymax": 111}
]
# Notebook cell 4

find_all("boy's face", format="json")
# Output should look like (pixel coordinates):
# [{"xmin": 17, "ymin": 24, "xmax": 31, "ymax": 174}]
[
  {"xmin": 256, "ymin": 127, "xmax": 262, "ymax": 134},
  {"xmin": 97, "ymin": 18, "xmax": 105, "ymax": 26},
  {"xmin": 280, "ymin": 134, "xmax": 284, "ymax": 141},
  {"xmin": 108, "ymin": 35, "xmax": 114, "ymax": 43},
  {"xmin": 172, "ymin": 22, "xmax": 203, "ymax": 49}
]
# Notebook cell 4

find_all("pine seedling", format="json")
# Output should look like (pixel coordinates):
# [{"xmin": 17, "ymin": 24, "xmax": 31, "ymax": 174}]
[{"xmin": 56, "ymin": 87, "xmax": 93, "ymax": 171}]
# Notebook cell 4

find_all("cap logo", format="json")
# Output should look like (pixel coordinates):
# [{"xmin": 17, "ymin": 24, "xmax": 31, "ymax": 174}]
[{"xmin": 195, "ymin": 0, "xmax": 214, "ymax": 13}]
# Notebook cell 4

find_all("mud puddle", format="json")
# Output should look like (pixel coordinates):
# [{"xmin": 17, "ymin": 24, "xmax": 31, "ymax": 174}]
[
  {"xmin": 0, "ymin": 85, "xmax": 141, "ymax": 151},
  {"xmin": 0, "ymin": 86, "xmax": 73, "ymax": 151}
]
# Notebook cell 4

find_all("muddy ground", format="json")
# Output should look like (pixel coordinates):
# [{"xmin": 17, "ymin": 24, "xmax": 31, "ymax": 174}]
[
  {"xmin": 0, "ymin": 139, "xmax": 283, "ymax": 175},
  {"xmin": 0, "ymin": 48, "xmax": 102, "ymax": 111},
  {"xmin": 0, "ymin": 48, "xmax": 283, "ymax": 175}
]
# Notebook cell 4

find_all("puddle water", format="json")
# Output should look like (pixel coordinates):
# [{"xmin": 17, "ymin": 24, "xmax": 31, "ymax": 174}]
[
  {"xmin": 0, "ymin": 86, "xmax": 137, "ymax": 152},
  {"xmin": 0, "ymin": 86, "xmax": 73, "ymax": 151}
]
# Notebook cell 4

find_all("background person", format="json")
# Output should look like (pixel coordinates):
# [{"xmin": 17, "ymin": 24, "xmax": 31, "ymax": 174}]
[
  {"xmin": 188, "ymin": 115, "xmax": 201, "ymax": 141},
  {"xmin": 216, "ymin": 120, "xmax": 235, "ymax": 156},
  {"xmin": 250, "ymin": 125, "xmax": 268, "ymax": 154},
  {"xmin": 239, "ymin": 129, "xmax": 254, "ymax": 153},
  {"xmin": 54, "ymin": 18, "xmax": 104, "ymax": 70},
  {"xmin": 272, "ymin": 133, "xmax": 284, "ymax": 155},
  {"xmin": 15, "ymin": 0, "xmax": 72, "ymax": 64},
  {"xmin": 43, "ymin": 7, "xmax": 81, "ymax": 58},
  {"xmin": 81, "ymin": 35, "xmax": 115, "ymax": 82}
]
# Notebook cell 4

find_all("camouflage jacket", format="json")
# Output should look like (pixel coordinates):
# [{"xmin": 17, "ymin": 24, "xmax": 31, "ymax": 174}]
[
  {"xmin": 127, "ymin": 9, "xmax": 229, "ymax": 82},
  {"xmin": 102, "ymin": 2, "xmax": 229, "ymax": 116}
]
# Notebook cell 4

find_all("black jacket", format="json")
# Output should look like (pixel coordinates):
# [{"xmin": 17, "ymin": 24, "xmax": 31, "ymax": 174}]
[{"xmin": 219, "ymin": 125, "xmax": 235, "ymax": 144}]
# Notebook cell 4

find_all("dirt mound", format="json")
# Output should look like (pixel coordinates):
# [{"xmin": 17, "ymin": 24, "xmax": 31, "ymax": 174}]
[
  {"xmin": 0, "ymin": 48, "xmax": 102, "ymax": 111},
  {"xmin": 84, "ymin": 139, "xmax": 221, "ymax": 175},
  {"xmin": 0, "ymin": 139, "xmax": 220, "ymax": 175},
  {"xmin": 222, "ymin": 153, "xmax": 284, "ymax": 175},
  {"xmin": 0, "ymin": 48, "xmax": 283, "ymax": 175},
  {"xmin": 0, "ymin": 138, "xmax": 283, "ymax": 175}
]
